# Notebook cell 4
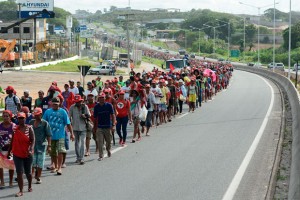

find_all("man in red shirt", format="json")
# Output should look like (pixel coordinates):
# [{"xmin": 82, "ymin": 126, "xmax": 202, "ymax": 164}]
[
  {"xmin": 115, "ymin": 90, "xmax": 132, "ymax": 146},
  {"xmin": 85, "ymin": 93, "xmax": 97, "ymax": 155}
]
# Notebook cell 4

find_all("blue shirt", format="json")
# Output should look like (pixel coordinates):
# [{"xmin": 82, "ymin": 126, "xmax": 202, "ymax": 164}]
[
  {"xmin": 43, "ymin": 108, "xmax": 70, "ymax": 140},
  {"xmin": 94, "ymin": 102, "xmax": 114, "ymax": 129}
]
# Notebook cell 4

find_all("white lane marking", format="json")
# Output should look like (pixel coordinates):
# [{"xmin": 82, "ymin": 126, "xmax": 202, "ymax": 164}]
[
  {"xmin": 177, "ymin": 113, "xmax": 189, "ymax": 119},
  {"xmin": 222, "ymin": 75, "xmax": 274, "ymax": 200},
  {"xmin": 104, "ymin": 146, "xmax": 127, "ymax": 158}
]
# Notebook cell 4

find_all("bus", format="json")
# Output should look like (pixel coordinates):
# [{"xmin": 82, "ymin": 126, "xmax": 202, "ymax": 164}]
[{"xmin": 165, "ymin": 59, "xmax": 187, "ymax": 71}]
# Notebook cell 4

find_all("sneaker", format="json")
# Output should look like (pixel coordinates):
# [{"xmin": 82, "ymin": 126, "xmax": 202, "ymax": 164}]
[
  {"xmin": 57, "ymin": 170, "xmax": 62, "ymax": 175},
  {"xmin": 62, "ymin": 164, "xmax": 67, "ymax": 168},
  {"xmin": 36, "ymin": 179, "xmax": 42, "ymax": 184},
  {"xmin": 50, "ymin": 168, "xmax": 57, "ymax": 173},
  {"xmin": 80, "ymin": 160, "xmax": 85, "ymax": 165},
  {"xmin": 121, "ymin": 141, "xmax": 126, "ymax": 146},
  {"xmin": 98, "ymin": 157, "xmax": 103, "ymax": 161}
]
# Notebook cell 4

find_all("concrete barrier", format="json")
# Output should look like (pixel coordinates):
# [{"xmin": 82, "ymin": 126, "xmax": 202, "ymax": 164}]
[
  {"xmin": 235, "ymin": 64, "xmax": 300, "ymax": 200},
  {"xmin": 4, "ymin": 56, "xmax": 79, "ymax": 71}
]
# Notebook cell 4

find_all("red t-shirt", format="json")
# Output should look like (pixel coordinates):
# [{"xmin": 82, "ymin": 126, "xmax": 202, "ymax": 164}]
[
  {"xmin": 116, "ymin": 99, "xmax": 130, "ymax": 118},
  {"xmin": 87, "ymin": 102, "xmax": 96, "ymax": 122}
]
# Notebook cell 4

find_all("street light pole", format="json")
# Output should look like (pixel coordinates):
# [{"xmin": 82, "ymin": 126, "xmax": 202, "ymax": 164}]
[
  {"xmin": 18, "ymin": 3, "xmax": 23, "ymax": 70},
  {"xmin": 273, "ymin": 0, "xmax": 276, "ymax": 72},
  {"xmin": 203, "ymin": 23, "xmax": 226, "ymax": 57},
  {"xmin": 216, "ymin": 19, "xmax": 230, "ymax": 59},
  {"xmin": 239, "ymin": 2, "xmax": 279, "ymax": 64},
  {"xmin": 244, "ymin": 17, "xmax": 246, "ymax": 63},
  {"xmin": 288, "ymin": 0, "xmax": 291, "ymax": 79}
]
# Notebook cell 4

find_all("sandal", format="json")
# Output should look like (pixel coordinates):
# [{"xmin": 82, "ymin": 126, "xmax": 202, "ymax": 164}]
[
  {"xmin": 46, "ymin": 166, "xmax": 55, "ymax": 170},
  {"xmin": 15, "ymin": 192, "xmax": 23, "ymax": 197},
  {"xmin": 28, "ymin": 188, "xmax": 33, "ymax": 192},
  {"xmin": 50, "ymin": 168, "xmax": 57, "ymax": 173},
  {"xmin": 57, "ymin": 170, "xmax": 62, "ymax": 175}
]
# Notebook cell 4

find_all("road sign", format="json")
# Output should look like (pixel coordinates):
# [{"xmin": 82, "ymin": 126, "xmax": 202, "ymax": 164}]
[
  {"xmin": 230, "ymin": 50, "xmax": 240, "ymax": 57},
  {"xmin": 80, "ymin": 29, "xmax": 94, "ymax": 38},
  {"xmin": 78, "ymin": 65, "xmax": 91, "ymax": 76},
  {"xmin": 80, "ymin": 25, "xmax": 87, "ymax": 31},
  {"xmin": 75, "ymin": 26, "xmax": 81, "ymax": 33}
]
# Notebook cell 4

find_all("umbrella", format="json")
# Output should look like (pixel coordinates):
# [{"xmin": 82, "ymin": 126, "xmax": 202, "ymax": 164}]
[{"xmin": 203, "ymin": 69, "xmax": 216, "ymax": 82}]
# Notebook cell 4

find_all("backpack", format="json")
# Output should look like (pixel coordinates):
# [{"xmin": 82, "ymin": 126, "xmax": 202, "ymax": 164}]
[{"xmin": 5, "ymin": 95, "xmax": 18, "ymax": 106}]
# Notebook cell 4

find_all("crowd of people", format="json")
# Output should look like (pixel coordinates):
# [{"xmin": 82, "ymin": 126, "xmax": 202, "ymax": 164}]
[{"xmin": 0, "ymin": 57, "xmax": 233, "ymax": 197}]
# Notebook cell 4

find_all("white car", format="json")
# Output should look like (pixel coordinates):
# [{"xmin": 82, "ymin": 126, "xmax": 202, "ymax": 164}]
[
  {"xmin": 293, "ymin": 63, "xmax": 300, "ymax": 71},
  {"xmin": 88, "ymin": 65, "xmax": 113, "ymax": 75},
  {"xmin": 268, "ymin": 62, "xmax": 284, "ymax": 71}
]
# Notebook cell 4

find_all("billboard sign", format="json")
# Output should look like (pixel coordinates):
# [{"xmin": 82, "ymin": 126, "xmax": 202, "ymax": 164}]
[
  {"xmin": 80, "ymin": 29, "xmax": 94, "ymax": 38},
  {"xmin": 18, "ymin": 0, "xmax": 54, "ymax": 18}
]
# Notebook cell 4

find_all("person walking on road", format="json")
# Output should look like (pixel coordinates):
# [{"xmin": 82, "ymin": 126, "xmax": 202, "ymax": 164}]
[
  {"xmin": 130, "ymin": 90, "xmax": 142, "ymax": 143},
  {"xmin": 69, "ymin": 95, "xmax": 91, "ymax": 165},
  {"xmin": 0, "ymin": 110, "xmax": 15, "ymax": 188},
  {"xmin": 187, "ymin": 78, "xmax": 198, "ymax": 113},
  {"xmin": 115, "ymin": 90, "xmax": 132, "ymax": 146},
  {"xmin": 42, "ymin": 97, "xmax": 74, "ymax": 175},
  {"xmin": 4, "ymin": 86, "xmax": 21, "ymax": 116},
  {"xmin": 85, "ymin": 93, "xmax": 97, "ymax": 155},
  {"xmin": 29, "ymin": 107, "xmax": 51, "ymax": 184},
  {"xmin": 8, "ymin": 112, "xmax": 35, "ymax": 197},
  {"xmin": 93, "ymin": 93, "xmax": 116, "ymax": 161}
]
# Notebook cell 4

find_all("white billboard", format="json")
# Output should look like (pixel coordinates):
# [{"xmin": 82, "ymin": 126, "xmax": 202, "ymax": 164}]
[{"xmin": 18, "ymin": 0, "xmax": 54, "ymax": 12}]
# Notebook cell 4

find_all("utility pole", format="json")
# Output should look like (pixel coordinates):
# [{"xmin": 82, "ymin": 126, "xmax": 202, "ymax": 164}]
[{"xmin": 18, "ymin": 3, "xmax": 23, "ymax": 70}]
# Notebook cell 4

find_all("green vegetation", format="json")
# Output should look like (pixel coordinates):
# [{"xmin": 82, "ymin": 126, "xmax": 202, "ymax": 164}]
[
  {"xmin": 149, "ymin": 41, "xmax": 169, "ymax": 49},
  {"xmin": 34, "ymin": 60, "xmax": 96, "ymax": 72},
  {"xmin": 142, "ymin": 56, "xmax": 164, "ymax": 68}
]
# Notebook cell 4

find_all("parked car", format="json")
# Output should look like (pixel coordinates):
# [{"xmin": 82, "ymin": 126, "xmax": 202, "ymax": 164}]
[
  {"xmin": 247, "ymin": 62, "xmax": 254, "ymax": 66},
  {"xmin": 164, "ymin": 49, "xmax": 169, "ymax": 54},
  {"xmin": 293, "ymin": 63, "xmax": 300, "ymax": 71},
  {"xmin": 190, "ymin": 53, "xmax": 196, "ymax": 58},
  {"xmin": 88, "ymin": 65, "xmax": 113, "ymax": 75},
  {"xmin": 268, "ymin": 62, "xmax": 284, "ymax": 70}
]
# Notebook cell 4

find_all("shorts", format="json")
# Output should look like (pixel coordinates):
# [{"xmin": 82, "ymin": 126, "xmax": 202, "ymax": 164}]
[
  {"xmin": 158, "ymin": 103, "xmax": 167, "ymax": 112},
  {"xmin": 50, "ymin": 139, "xmax": 67, "ymax": 157},
  {"xmin": 86, "ymin": 130, "xmax": 93, "ymax": 139},
  {"xmin": 13, "ymin": 155, "xmax": 33, "ymax": 175},
  {"xmin": 33, "ymin": 152, "xmax": 46, "ymax": 169},
  {"xmin": 189, "ymin": 94, "xmax": 197, "ymax": 103}
]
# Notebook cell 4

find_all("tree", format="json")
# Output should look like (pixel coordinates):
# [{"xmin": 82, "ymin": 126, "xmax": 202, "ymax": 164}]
[
  {"xmin": 245, "ymin": 24, "xmax": 256, "ymax": 43},
  {"xmin": 282, "ymin": 21, "xmax": 300, "ymax": 50},
  {"xmin": 0, "ymin": 1, "xmax": 18, "ymax": 22},
  {"xmin": 47, "ymin": 7, "xmax": 79, "ymax": 29}
]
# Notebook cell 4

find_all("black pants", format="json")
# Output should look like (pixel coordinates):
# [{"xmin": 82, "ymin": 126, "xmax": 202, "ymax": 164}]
[
  {"xmin": 179, "ymin": 100, "xmax": 184, "ymax": 113},
  {"xmin": 13, "ymin": 155, "xmax": 33, "ymax": 175}
]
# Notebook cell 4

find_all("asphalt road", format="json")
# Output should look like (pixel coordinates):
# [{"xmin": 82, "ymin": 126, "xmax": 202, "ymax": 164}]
[{"xmin": 0, "ymin": 70, "xmax": 282, "ymax": 200}]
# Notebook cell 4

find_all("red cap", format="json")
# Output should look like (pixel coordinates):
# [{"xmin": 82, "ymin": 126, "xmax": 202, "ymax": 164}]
[
  {"xmin": 98, "ymin": 93, "xmax": 105, "ymax": 98},
  {"xmin": 5, "ymin": 86, "xmax": 14, "ymax": 91},
  {"xmin": 2, "ymin": 110, "xmax": 12, "ymax": 118},
  {"xmin": 119, "ymin": 90, "xmax": 125, "ymax": 95},
  {"xmin": 159, "ymin": 79, "xmax": 165, "ymax": 83},
  {"xmin": 103, "ymin": 88, "xmax": 110, "ymax": 93},
  {"xmin": 17, "ymin": 112, "xmax": 26, "ymax": 118},
  {"xmin": 74, "ymin": 95, "xmax": 83, "ymax": 103},
  {"xmin": 21, "ymin": 106, "xmax": 29, "ymax": 113},
  {"xmin": 32, "ymin": 107, "xmax": 43, "ymax": 116}
]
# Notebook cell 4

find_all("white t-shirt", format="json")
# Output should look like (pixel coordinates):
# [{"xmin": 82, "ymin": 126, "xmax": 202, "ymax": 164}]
[
  {"xmin": 151, "ymin": 87, "xmax": 162, "ymax": 104},
  {"xmin": 121, "ymin": 86, "xmax": 131, "ymax": 100},
  {"xmin": 83, "ymin": 89, "xmax": 98, "ymax": 99},
  {"xmin": 69, "ymin": 87, "xmax": 79, "ymax": 95}
]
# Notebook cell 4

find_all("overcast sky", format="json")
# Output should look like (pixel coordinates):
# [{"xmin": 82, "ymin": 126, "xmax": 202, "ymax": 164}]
[
  {"xmin": 52, "ymin": 0, "xmax": 298, "ymax": 15},
  {"xmin": 0, "ymin": 0, "xmax": 297, "ymax": 15}
]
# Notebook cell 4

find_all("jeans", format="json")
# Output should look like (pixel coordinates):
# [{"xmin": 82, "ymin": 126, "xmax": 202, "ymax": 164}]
[
  {"xmin": 116, "ymin": 116, "xmax": 128, "ymax": 142},
  {"xmin": 197, "ymin": 89, "xmax": 203, "ymax": 107},
  {"xmin": 74, "ymin": 131, "xmax": 86, "ymax": 161}
]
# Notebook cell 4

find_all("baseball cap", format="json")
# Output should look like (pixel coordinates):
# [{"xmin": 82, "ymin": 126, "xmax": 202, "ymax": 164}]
[
  {"xmin": 51, "ymin": 97, "xmax": 60, "ymax": 104},
  {"xmin": 87, "ymin": 93, "xmax": 94, "ymax": 97},
  {"xmin": 119, "ymin": 90, "xmax": 125, "ymax": 95},
  {"xmin": 17, "ymin": 112, "xmax": 26, "ymax": 118},
  {"xmin": 5, "ymin": 86, "xmax": 14, "ymax": 91},
  {"xmin": 32, "ymin": 107, "xmax": 42, "ymax": 116},
  {"xmin": 87, "ymin": 81, "xmax": 92, "ymax": 85},
  {"xmin": 74, "ymin": 95, "xmax": 83, "ymax": 103},
  {"xmin": 98, "ymin": 93, "xmax": 105, "ymax": 98}
]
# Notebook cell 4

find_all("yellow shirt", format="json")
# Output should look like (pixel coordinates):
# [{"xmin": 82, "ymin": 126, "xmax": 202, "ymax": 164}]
[{"xmin": 160, "ymin": 87, "xmax": 168, "ymax": 104}]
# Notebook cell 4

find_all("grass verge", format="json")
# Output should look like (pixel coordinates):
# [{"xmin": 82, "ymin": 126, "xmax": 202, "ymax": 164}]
[
  {"xmin": 33, "ymin": 60, "xmax": 96, "ymax": 72},
  {"xmin": 142, "ymin": 56, "xmax": 164, "ymax": 67}
]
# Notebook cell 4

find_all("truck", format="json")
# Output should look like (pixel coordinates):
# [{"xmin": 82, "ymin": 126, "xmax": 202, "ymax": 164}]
[{"xmin": 165, "ymin": 59, "xmax": 188, "ymax": 71}]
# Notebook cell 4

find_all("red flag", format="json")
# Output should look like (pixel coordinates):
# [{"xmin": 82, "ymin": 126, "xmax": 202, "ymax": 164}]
[{"xmin": 169, "ymin": 63, "xmax": 175, "ymax": 71}]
